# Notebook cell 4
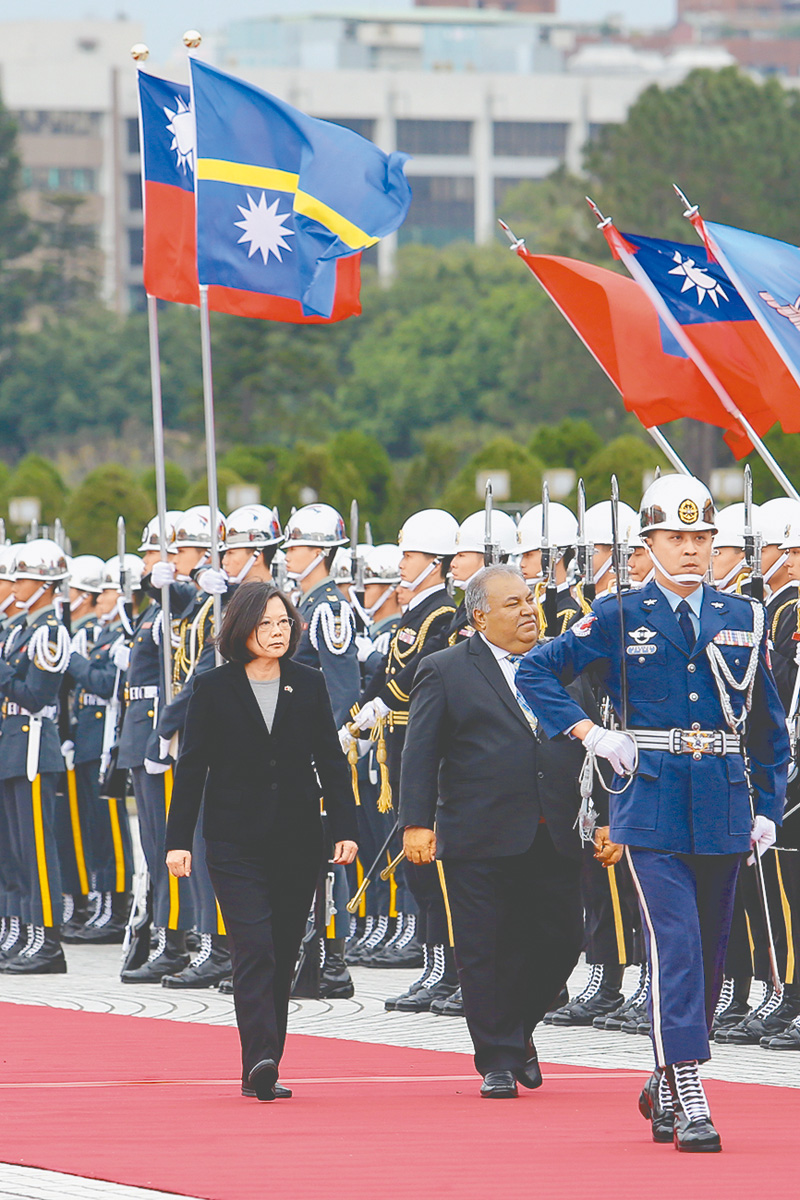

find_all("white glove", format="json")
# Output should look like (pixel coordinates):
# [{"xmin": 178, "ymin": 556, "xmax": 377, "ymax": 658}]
[
  {"xmin": 151, "ymin": 560, "xmax": 176, "ymax": 588},
  {"xmin": 583, "ymin": 724, "xmax": 637, "ymax": 775},
  {"xmin": 351, "ymin": 696, "xmax": 391, "ymax": 732},
  {"xmin": 197, "ymin": 567, "xmax": 228, "ymax": 595},
  {"xmin": 61, "ymin": 740, "xmax": 75, "ymax": 772},
  {"xmin": 112, "ymin": 643, "xmax": 131, "ymax": 671},
  {"xmin": 144, "ymin": 758, "xmax": 170, "ymax": 776},
  {"xmin": 355, "ymin": 634, "xmax": 375, "ymax": 664},
  {"xmin": 748, "ymin": 815, "xmax": 777, "ymax": 865},
  {"xmin": 339, "ymin": 724, "xmax": 356, "ymax": 754},
  {"xmin": 158, "ymin": 736, "xmax": 172, "ymax": 761}
]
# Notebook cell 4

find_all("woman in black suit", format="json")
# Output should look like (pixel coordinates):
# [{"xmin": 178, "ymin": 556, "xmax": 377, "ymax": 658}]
[{"xmin": 166, "ymin": 582, "xmax": 358, "ymax": 1101}]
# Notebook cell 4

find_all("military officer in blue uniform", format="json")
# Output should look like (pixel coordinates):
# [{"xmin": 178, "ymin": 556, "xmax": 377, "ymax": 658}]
[
  {"xmin": 118, "ymin": 514, "xmax": 195, "ymax": 982},
  {"xmin": 284, "ymin": 502, "xmax": 361, "ymax": 998},
  {"xmin": 0, "ymin": 546, "xmax": 27, "ymax": 960},
  {"xmin": 0, "ymin": 539, "xmax": 72, "ymax": 974},
  {"xmin": 517, "ymin": 474, "xmax": 789, "ymax": 1153}
]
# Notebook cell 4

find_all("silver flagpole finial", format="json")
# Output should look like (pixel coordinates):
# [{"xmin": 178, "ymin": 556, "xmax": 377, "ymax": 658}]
[
  {"xmin": 498, "ymin": 219, "xmax": 525, "ymax": 251},
  {"xmin": 130, "ymin": 43, "xmax": 150, "ymax": 62},
  {"xmin": 672, "ymin": 183, "xmax": 698, "ymax": 218},
  {"xmin": 183, "ymin": 30, "xmax": 202, "ymax": 49}
]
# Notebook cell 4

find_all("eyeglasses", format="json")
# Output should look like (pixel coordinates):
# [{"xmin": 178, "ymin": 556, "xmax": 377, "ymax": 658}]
[{"xmin": 257, "ymin": 618, "xmax": 294, "ymax": 633}]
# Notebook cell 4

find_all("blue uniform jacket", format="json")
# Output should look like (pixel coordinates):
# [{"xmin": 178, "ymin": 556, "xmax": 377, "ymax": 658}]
[
  {"xmin": 117, "ymin": 605, "xmax": 163, "ymax": 769},
  {"xmin": 516, "ymin": 580, "xmax": 789, "ymax": 856},
  {"xmin": 0, "ymin": 606, "xmax": 70, "ymax": 780},
  {"xmin": 68, "ymin": 622, "xmax": 124, "ymax": 764},
  {"xmin": 293, "ymin": 577, "xmax": 360, "ymax": 728}
]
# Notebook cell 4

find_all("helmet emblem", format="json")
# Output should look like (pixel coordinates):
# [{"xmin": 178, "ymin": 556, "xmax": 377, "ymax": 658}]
[{"xmin": 678, "ymin": 498, "xmax": 699, "ymax": 525}]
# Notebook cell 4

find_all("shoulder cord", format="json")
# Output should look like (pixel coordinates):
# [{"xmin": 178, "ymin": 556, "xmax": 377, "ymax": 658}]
[
  {"xmin": 705, "ymin": 601, "xmax": 764, "ymax": 734},
  {"xmin": 389, "ymin": 605, "xmax": 453, "ymax": 666},
  {"xmin": 152, "ymin": 610, "xmax": 162, "ymax": 646},
  {"xmin": 28, "ymin": 624, "xmax": 71, "ymax": 673},
  {"xmin": 771, "ymin": 597, "xmax": 797, "ymax": 643},
  {"xmin": 574, "ymin": 580, "xmax": 593, "ymax": 616},
  {"xmin": 309, "ymin": 599, "xmax": 355, "ymax": 656},
  {"xmin": 3, "ymin": 625, "xmax": 22, "ymax": 661},
  {"xmin": 70, "ymin": 627, "xmax": 89, "ymax": 658}
]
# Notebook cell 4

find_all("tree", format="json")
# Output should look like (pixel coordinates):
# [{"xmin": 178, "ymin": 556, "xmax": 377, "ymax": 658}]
[
  {"xmin": 529, "ymin": 418, "xmax": 603, "ymax": 470},
  {"xmin": 396, "ymin": 435, "xmax": 462, "ymax": 520},
  {"xmin": 581, "ymin": 435, "xmax": 669, "ymax": 508},
  {"xmin": 181, "ymin": 468, "xmax": 245, "ymax": 511},
  {"xmin": 499, "ymin": 167, "xmax": 600, "ymax": 260},
  {"xmin": 743, "ymin": 428, "xmax": 800, "ymax": 503},
  {"xmin": 63, "ymin": 464, "xmax": 151, "ymax": 557},
  {"xmin": 439, "ymin": 437, "xmax": 544, "ymax": 520},
  {"xmin": 586, "ymin": 67, "xmax": 800, "ymax": 244},
  {"xmin": 35, "ymin": 194, "xmax": 100, "ymax": 313},
  {"xmin": 5, "ymin": 454, "xmax": 68, "ymax": 531},
  {"xmin": 140, "ymin": 461, "xmax": 190, "ymax": 511},
  {"xmin": 0, "ymin": 102, "xmax": 38, "ymax": 352}
]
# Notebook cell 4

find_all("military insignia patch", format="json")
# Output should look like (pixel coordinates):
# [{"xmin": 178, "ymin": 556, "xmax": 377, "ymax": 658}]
[
  {"xmin": 678, "ymin": 498, "xmax": 700, "ymax": 525},
  {"xmin": 627, "ymin": 644, "xmax": 657, "ymax": 655},
  {"xmin": 643, "ymin": 598, "xmax": 658, "ymax": 606},
  {"xmin": 710, "ymin": 602, "xmax": 724, "ymax": 609},
  {"xmin": 628, "ymin": 626, "xmax": 657, "ymax": 644},
  {"xmin": 713, "ymin": 629, "xmax": 755, "ymax": 647},
  {"xmin": 398, "ymin": 628, "xmax": 416, "ymax": 644},
  {"xmin": 458, "ymin": 627, "xmax": 475, "ymax": 637},
  {"xmin": 572, "ymin": 614, "xmax": 596, "ymax": 638}
]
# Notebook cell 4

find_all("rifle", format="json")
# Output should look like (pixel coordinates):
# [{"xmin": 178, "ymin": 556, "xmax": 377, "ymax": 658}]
[
  {"xmin": 540, "ymin": 481, "xmax": 558, "ymax": 637},
  {"xmin": 576, "ymin": 478, "xmax": 595, "ymax": 606},
  {"xmin": 744, "ymin": 464, "xmax": 764, "ymax": 602},
  {"xmin": 610, "ymin": 476, "xmax": 629, "ymax": 730},
  {"xmin": 99, "ymin": 518, "xmax": 128, "ymax": 786},
  {"xmin": 483, "ymin": 479, "xmax": 494, "ymax": 568},
  {"xmin": 54, "ymin": 520, "xmax": 89, "ymax": 895}
]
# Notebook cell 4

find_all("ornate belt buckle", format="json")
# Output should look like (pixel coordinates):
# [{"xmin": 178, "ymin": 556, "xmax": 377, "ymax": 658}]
[{"xmin": 684, "ymin": 723, "xmax": 712, "ymax": 760}]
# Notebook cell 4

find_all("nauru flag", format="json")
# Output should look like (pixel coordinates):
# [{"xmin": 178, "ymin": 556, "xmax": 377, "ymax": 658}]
[{"xmin": 136, "ymin": 69, "xmax": 363, "ymax": 323}]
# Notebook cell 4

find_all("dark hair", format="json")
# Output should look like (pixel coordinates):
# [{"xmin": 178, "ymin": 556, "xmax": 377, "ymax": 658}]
[{"xmin": 216, "ymin": 582, "xmax": 301, "ymax": 663}]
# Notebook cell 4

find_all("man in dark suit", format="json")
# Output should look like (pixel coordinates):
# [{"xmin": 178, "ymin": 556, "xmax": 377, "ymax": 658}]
[{"xmin": 399, "ymin": 564, "xmax": 585, "ymax": 1098}]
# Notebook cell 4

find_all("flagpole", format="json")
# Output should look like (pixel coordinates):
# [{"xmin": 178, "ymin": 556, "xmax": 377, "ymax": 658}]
[
  {"xmin": 146, "ymin": 294, "xmax": 174, "ymax": 701},
  {"xmin": 586, "ymin": 200, "xmax": 800, "ymax": 501},
  {"xmin": 498, "ymin": 219, "xmax": 690, "ymax": 476},
  {"xmin": 198, "ymin": 284, "xmax": 223, "ymax": 665}
]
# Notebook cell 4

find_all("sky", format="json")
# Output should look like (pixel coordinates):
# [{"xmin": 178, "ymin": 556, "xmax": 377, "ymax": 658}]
[{"xmin": 1, "ymin": 1, "xmax": 679, "ymax": 60}]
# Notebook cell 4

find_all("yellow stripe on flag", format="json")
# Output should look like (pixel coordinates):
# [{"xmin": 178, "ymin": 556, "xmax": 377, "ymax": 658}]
[{"xmin": 295, "ymin": 190, "xmax": 378, "ymax": 250}]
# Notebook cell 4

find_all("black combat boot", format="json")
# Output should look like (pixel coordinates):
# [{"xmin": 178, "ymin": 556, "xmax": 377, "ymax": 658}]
[
  {"xmin": 665, "ymin": 1061, "xmax": 721, "ymax": 1153},
  {"xmin": 319, "ymin": 937, "xmax": 355, "ymax": 999},
  {"xmin": 548, "ymin": 963, "xmax": 625, "ymax": 1026},
  {"xmin": 638, "ymin": 1067, "xmax": 674, "ymax": 1143},
  {"xmin": 369, "ymin": 914, "xmax": 425, "ymax": 968},
  {"xmin": 385, "ymin": 943, "xmax": 435, "ymax": 1011},
  {"xmin": 596, "ymin": 963, "xmax": 650, "ymax": 1030},
  {"xmin": 4, "ymin": 926, "xmax": 67, "ymax": 974},
  {"xmin": 711, "ymin": 976, "xmax": 752, "ymax": 1033},
  {"xmin": 162, "ymin": 933, "xmax": 232, "ymax": 988},
  {"xmin": 62, "ymin": 891, "xmax": 102, "ymax": 942},
  {"xmin": 0, "ymin": 917, "xmax": 27, "ymax": 963},
  {"xmin": 73, "ymin": 891, "xmax": 129, "ymax": 944},
  {"xmin": 395, "ymin": 945, "xmax": 458, "ymax": 1013},
  {"xmin": 430, "ymin": 984, "xmax": 464, "ymax": 1017},
  {"xmin": 121, "ymin": 929, "xmax": 190, "ymax": 983}
]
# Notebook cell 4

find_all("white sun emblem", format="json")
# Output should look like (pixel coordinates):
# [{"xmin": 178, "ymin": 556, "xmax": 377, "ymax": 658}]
[
  {"xmin": 668, "ymin": 251, "xmax": 728, "ymax": 308},
  {"xmin": 163, "ymin": 97, "xmax": 194, "ymax": 174},
  {"xmin": 234, "ymin": 192, "xmax": 295, "ymax": 265}
]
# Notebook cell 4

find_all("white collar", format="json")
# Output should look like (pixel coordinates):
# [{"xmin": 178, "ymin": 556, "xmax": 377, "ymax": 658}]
[
  {"xmin": 479, "ymin": 632, "xmax": 515, "ymax": 661},
  {"xmin": 406, "ymin": 584, "xmax": 443, "ymax": 613}
]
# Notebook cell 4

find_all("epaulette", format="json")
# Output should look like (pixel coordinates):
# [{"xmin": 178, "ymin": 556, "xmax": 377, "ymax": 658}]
[
  {"xmin": 309, "ymin": 598, "xmax": 355, "ymax": 656},
  {"xmin": 771, "ymin": 596, "xmax": 798, "ymax": 641}
]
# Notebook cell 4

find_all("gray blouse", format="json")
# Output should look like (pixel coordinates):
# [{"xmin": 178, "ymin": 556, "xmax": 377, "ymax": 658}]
[{"xmin": 249, "ymin": 677, "xmax": 281, "ymax": 733}]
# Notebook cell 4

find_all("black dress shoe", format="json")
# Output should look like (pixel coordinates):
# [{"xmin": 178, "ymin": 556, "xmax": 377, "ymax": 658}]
[
  {"xmin": 514, "ymin": 1040, "xmax": 543, "ymax": 1090},
  {"xmin": 638, "ymin": 1069, "xmax": 674, "ymax": 1143},
  {"xmin": 218, "ymin": 977, "xmax": 234, "ymax": 995},
  {"xmin": 242, "ymin": 1081, "xmax": 292, "ymax": 1098},
  {"xmin": 673, "ymin": 1111, "xmax": 722, "ymax": 1153},
  {"xmin": 480, "ymin": 1071, "xmax": 518, "ymax": 1099},
  {"xmin": 248, "ymin": 1058, "xmax": 279, "ymax": 1101},
  {"xmin": 762, "ymin": 1018, "xmax": 800, "ymax": 1050}
]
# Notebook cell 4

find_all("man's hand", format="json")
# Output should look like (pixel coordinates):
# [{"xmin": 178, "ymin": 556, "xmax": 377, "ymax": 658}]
[
  {"xmin": 197, "ymin": 567, "xmax": 228, "ymax": 595},
  {"xmin": 748, "ymin": 815, "xmax": 777, "ymax": 865},
  {"xmin": 332, "ymin": 840, "xmax": 358, "ymax": 865},
  {"xmin": 404, "ymin": 826, "xmax": 436, "ymax": 865},
  {"xmin": 583, "ymin": 724, "xmax": 637, "ymax": 775},
  {"xmin": 351, "ymin": 697, "xmax": 391, "ymax": 732},
  {"xmin": 166, "ymin": 850, "xmax": 192, "ymax": 877},
  {"xmin": 593, "ymin": 825, "xmax": 624, "ymax": 868}
]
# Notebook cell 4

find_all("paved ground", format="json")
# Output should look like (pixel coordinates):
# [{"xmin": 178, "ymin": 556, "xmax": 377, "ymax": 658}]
[{"xmin": 0, "ymin": 943, "xmax": 796, "ymax": 1199}]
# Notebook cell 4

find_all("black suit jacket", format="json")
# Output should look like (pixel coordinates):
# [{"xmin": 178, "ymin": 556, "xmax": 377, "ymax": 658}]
[
  {"xmin": 399, "ymin": 634, "xmax": 586, "ymax": 861},
  {"xmin": 165, "ymin": 657, "xmax": 358, "ymax": 852}
]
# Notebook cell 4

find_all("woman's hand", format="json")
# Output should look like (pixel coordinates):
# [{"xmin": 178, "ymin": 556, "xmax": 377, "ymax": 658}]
[
  {"xmin": 593, "ymin": 826, "xmax": 624, "ymax": 868},
  {"xmin": 166, "ymin": 850, "xmax": 192, "ymax": 877},
  {"xmin": 332, "ymin": 840, "xmax": 358, "ymax": 865}
]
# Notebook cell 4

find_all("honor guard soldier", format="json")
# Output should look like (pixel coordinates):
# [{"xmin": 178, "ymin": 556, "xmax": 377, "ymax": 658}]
[
  {"xmin": 0, "ymin": 544, "xmax": 20, "ymax": 626},
  {"xmin": 517, "ymin": 502, "xmax": 580, "ymax": 637},
  {"xmin": 448, "ymin": 510, "xmax": 518, "ymax": 645},
  {"xmin": 150, "ymin": 506, "xmax": 231, "ymax": 988},
  {"xmin": 0, "ymin": 539, "xmax": 72, "ymax": 974},
  {"xmin": 517, "ymin": 474, "xmax": 789, "ymax": 1153},
  {"xmin": 0, "ymin": 545, "xmax": 25, "ymax": 956},
  {"xmin": 712, "ymin": 504, "xmax": 759, "ymax": 595},
  {"xmin": 65, "ymin": 555, "xmax": 138, "ymax": 943},
  {"xmin": 119, "ymin": 513, "xmax": 195, "ymax": 983},
  {"xmin": 584, "ymin": 501, "xmax": 639, "ymax": 597},
  {"xmin": 284, "ymin": 503, "xmax": 360, "ymax": 998},
  {"xmin": 346, "ymin": 509, "xmax": 460, "ymax": 1012},
  {"xmin": 220, "ymin": 504, "xmax": 283, "ymax": 587},
  {"xmin": 56, "ymin": 554, "xmax": 105, "ymax": 940}
]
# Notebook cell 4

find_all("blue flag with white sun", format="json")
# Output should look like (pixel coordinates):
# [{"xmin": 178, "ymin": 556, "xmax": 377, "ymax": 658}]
[{"xmin": 190, "ymin": 59, "xmax": 411, "ymax": 319}]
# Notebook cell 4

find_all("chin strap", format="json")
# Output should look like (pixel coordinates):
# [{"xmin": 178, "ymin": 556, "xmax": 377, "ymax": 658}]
[
  {"xmin": 286, "ymin": 550, "xmax": 326, "ymax": 585},
  {"xmin": 764, "ymin": 552, "xmax": 788, "ymax": 591},
  {"xmin": 452, "ymin": 566, "xmax": 484, "ymax": 594},
  {"xmin": 714, "ymin": 557, "xmax": 746, "ymax": 591},
  {"xmin": 403, "ymin": 557, "xmax": 441, "ymax": 593},
  {"xmin": 230, "ymin": 551, "xmax": 259, "ymax": 586},
  {"xmin": 17, "ymin": 584, "xmax": 48, "ymax": 612},
  {"xmin": 593, "ymin": 554, "xmax": 612, "ymax": 585},
  {"xmin": 0, "ymin": 594, "xmax": 15, "ymax": 616},
  {"xmin": 645, "ymin": 544, "xmax": 708, "ymax": 586},
  {"xmin": 348, "ymin": 582, "xmax": 396, "ymax": 625}
]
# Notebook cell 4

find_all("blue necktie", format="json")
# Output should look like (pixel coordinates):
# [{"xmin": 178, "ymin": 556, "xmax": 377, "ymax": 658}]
[
  {"xmin": 507, "ymin": 656, "xmax": 539, "ymax": 732},
  {"xmin": 677, "ymin": 599, "xmax": 696, "ymax": 652}
]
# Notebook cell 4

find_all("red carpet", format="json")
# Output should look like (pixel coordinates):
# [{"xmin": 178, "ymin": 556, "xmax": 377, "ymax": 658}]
[{"xmin": 0, "ymin": 1001, "xmax": 797, "ymax": 1199}]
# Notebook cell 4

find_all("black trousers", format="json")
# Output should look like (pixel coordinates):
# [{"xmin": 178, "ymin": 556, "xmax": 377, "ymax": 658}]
[
  {"xmin": 443, "ymin": 825, "xmax": 583, "ymax": 1076},
  {"xmin": 131, "ymin": 766, "xmax": 193, "ymax": 931},
  {"xmin": 580, "ymin": 845, "xmax": 644, "ymax": 966},
  {"xmin": 205, "ymin": 830, "xmax": 322, "ymax": 1080}
]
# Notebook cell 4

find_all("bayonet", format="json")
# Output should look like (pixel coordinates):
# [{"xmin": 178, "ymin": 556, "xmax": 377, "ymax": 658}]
[
  {"xmin": 484, "ymin": 479, "xmax": 494, "ymax": 568},
  {"xmin": 576, "ymin": 479, "xmax": 595, "ymax": 604},
  {"xmin": 541, "ymin": 481, "xmax": 558, "ymax": 636},
  {"xmin": 743, "ymin": 464, "xmax": 764, "ymax": 601},
  {"xmin": 610, "ymin": 475, "xmax": 629, "ymax": 730}
]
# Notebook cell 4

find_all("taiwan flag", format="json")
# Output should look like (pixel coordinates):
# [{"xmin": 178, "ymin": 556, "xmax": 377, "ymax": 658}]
[
  {"xmin": 604, "ymin": 227, "xmax": 800, "ymax": 444},
  {"xmin": 189, "ymin": 58, "xmax": 411, "ymax": 320},
  {"xmin": 137, "ymin": 69, "xmax": 364, "ymax": 323},
  {"xmin": 513, "ymin": 246, "xmax": 753, "ymax": 452}
]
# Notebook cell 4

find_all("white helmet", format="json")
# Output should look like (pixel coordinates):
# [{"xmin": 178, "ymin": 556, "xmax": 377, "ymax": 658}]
[
  {"xmin": 454, "ymin": 510, "xmax": 518, "ymax": 557},
  {"xmin": 713, "ymin": 503, "xmax": 758, "ymax": 551},
  {"xmin": 363, "ymin": 543, "xmax": 402, "ymax": 585},
  {"xmin": 331, "ymin": 546, "xmax": 354, "ymax": 585},
  {"xmin": 12, "ymin": 538, "xmax": 69, "ymax": 582},
  {"xmin": 584, "ymin": 500, "xmax": 639, "ymax": 546},
  {"xmin": 171, "ymin": 506, "xmax": 226, "ymax": 550},
  {"xmin": 102, "ymin": 554, "xmax": 145, "ymax": 592},
  {"xmin": 639, "ymin": 474, "xmax": 716, "ymax": 535},
  {"xmin": 223, "ymin": 504, "xmax": 282, "ymax": 551},
  {"xmin": 516, "ymin": 503, "xmax": 578, "ymax": 555},
  {"xmin": 138, "ymin": 511, "xmax": 183, "ymax": 553},
  {"xmin": 398, "ymin": 509, "xmax": 458, "ymax": 557},
  {"xmin": 69, "ymin": 554, "xmax": 106, "ymax": 595},
  {"xmin": 283, "ymin": 503, "xmax": 347, "ymax": 548},
  {"xmin": 760, "ymin": 497, "xmax": 800, "ymax": 546},
  {"xmin": 0, "ymin": 544, "xmax": 20, "ymax": 580}
]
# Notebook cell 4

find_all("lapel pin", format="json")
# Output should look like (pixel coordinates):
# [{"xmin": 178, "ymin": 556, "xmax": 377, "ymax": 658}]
[
  {"xmin": 284, "ymin": 685, "xmax": 293, "ymax": 693},
  {"xmin": 711, "ymin": 601, "xmax": 724, "ymax": 609}
]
